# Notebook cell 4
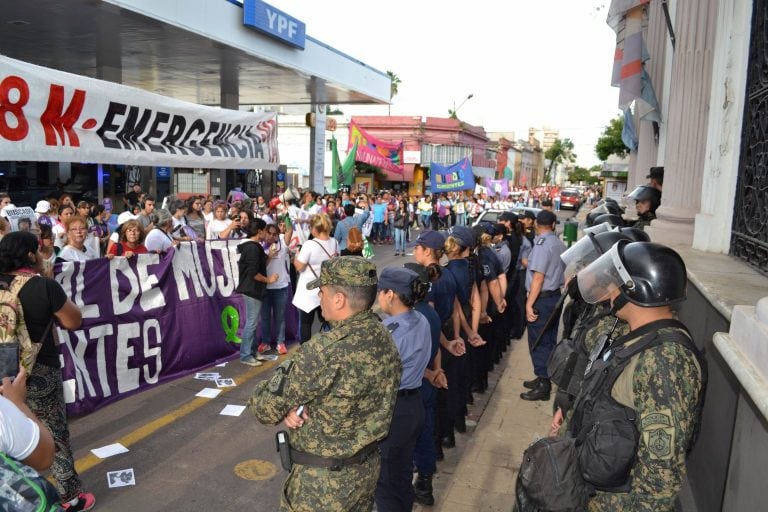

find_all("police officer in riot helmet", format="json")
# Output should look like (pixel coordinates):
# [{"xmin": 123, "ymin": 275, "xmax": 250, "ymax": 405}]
[
  {"xmin": 627, "ymin": 185, "xmax": 661, "ymax": 230},
  {"xmin": 566, "ymin": 241, "xmax": 706, "ymax": 510}
]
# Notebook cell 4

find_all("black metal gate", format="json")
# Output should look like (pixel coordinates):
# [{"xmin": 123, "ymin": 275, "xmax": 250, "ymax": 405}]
[{"xmin": 732, "ymin": 0, "xmax": 768, "ymax": 275}]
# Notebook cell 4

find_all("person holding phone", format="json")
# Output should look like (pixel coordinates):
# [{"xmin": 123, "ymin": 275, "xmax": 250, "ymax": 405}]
[{"xmin": 0, "ymin": 232, "xmax": 92, "ymax": 511}]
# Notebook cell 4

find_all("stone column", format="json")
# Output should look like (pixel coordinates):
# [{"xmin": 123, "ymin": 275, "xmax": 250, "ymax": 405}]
[
  {"xmin": 632, "ymin": 0, "xmax": 669, "ymax": 191},
  {"xmin": 218, "ymin": 55, "xmax": 240, "ymax": 199},
  {"xmin": 647, "ymin": 0, "xmax": 719, "ymax": 247},
  {"xmin": 308, "ymin": 77, "xmax": 327, "ymax": 193},
  {"xmin": 693, "ymin": 0, "xmax": 752, "ymax": 253}
]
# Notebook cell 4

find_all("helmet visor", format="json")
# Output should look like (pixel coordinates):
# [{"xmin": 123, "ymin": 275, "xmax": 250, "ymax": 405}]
[
  {"xmin": 577, "ymin": 243, "xmax": 634, "ymax": 304},
  {"xmin": 560, "ymin": 234, "xmax": 600, "ymax": 280},
  {"xmin": 583, "ymin": 222, "xmax": 614, "ymax": 236}
]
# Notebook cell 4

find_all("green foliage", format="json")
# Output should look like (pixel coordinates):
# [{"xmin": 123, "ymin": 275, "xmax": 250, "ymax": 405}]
[
  {"xmin": 595, "ymin": 116, "xmax": 629, "ymax": 161},
  {"xmin": 568, "ymin": 166, "xmax": 599, "ymax": 184},
  {"xmin": 386, "ymin": 70, "xmax": 401, "ymax": 100},
  {"xmin": 544, "ymin": 138, "xmax": 576, "ymax": 183}
]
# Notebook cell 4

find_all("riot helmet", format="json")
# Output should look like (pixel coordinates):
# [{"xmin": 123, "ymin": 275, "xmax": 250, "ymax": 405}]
[
  {"xmin": 618, "ymin": 226, "xmax": 651, "ymax": 242},
  {"xmin": 585, "ymin": 205, "xmax": 609, "ymax": 227},
  {"xmin": 627, "ymin": 185, "xmax": 661, "ymax": 212},
  {"xmin": 577, "ymin": 241, "xmax": 686, "ymax": 308},
  {"xmin": 561, "ymin": 230, "xmax": 633, "ymax": 280},
  {"xmin": 583, "ymin": 222, "xmax": 615, "ymax": 236},
  {"xmin": 592, "ymin": 213, "xmax": 626, "ymax": 228}
]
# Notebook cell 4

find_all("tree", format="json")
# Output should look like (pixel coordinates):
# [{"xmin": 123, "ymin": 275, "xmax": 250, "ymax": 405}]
[
  {"xmin": 386, "ymin": 70, "xmax": 401, "ymax": 115},
  {"xmin": 568, "ymin": 166, "xmax": 600, "ymax": 184},
  {"xmin": 544, "ymin": 138, "xmax": 576, "ymax": 183},
  {"xmin": 595, "ymin": 116, "xmax": 629, "ymax": 161}
]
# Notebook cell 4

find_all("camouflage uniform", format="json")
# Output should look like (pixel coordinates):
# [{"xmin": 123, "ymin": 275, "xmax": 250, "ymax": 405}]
[
  {"xmin": 630, "ymin": 212, "xmax": 656, "ymax": 231},
  {"xmin": 249, "ymin": 257, "xmax": 402, "ymax": 512},
  {"xmin": 587, "ymin": 324, "xmax": 704, "ymax": 512}
]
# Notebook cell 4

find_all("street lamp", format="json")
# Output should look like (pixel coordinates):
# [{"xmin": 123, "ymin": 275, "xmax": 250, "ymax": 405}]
[{"xmin": 449, "ymin": 93, "xmax": 474, "ymax": 119}]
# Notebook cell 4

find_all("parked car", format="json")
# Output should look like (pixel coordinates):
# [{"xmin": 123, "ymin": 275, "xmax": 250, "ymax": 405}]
[
  {"xmin": 559, "ymin": 189, "xmax": 581, "ymax": 210},
  {"xmin": 472, "ymin": 207, "xmax": 546, "ymax": 227}
]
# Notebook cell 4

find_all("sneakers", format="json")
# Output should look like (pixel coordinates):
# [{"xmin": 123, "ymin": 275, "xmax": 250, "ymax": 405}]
[
  {"xmin": 63, "ymin": 492, "xmax": 96, "ymax": 512},
  {"xmin": 277, "ymin": 344, "xmax": 288, "ymax": 355},
  {"xmin": 257, "ymin": 343, "xmax": 269, "ymax": 354},
  {"xmin": 240, "ymin": 356, "xmax": 262, "ymax": 367}
]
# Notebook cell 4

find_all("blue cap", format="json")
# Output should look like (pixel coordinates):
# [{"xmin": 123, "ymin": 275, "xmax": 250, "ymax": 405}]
[
  {"xmin": 477, "ymin": 221, "xmax": 496, "ymax": 237},
  {"xmin": 377, "ymin": 267, "xmax": 419, "ymax": 297},
  {"xmin": 448, "ymin": 225, "xmax": 475, "ymax": 248},
  {"xmin": 415, "ymin": 230, "xmax": 445, "ymax": 250}
]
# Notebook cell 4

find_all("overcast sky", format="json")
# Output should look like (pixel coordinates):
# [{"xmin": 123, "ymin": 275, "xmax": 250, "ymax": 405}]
[{"xmin": 271, "ymin": 0, "xmax": 619, "ymax": 168}]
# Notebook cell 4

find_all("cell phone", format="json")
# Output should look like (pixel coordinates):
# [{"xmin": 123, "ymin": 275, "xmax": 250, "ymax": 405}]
[{"xmin": 0, "ymin": 343, "xmax": 20, "ymax": 380}]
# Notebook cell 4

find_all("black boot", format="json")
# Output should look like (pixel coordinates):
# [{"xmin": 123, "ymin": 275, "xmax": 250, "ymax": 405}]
[
  {"xmin": 441, "ymin": 432, "xmax": 456, "ymax": 448},
  {"xmin": 520, "ymin": 378, "xmax": 551, "ymax": 401},
  {"xmin": 455, "ymin": 414, "xmax": 466, "ymax": 434},
  {"xmin": 522, "ymin": 376, "xmax": 541, "ymax": 389},
  {"xmin": 414, "ymin": 473, "xmax": 435, "ymax": 506},
  {"xmin": 435, "ymin": 441, "xmax": 444, "ymax": 461}
]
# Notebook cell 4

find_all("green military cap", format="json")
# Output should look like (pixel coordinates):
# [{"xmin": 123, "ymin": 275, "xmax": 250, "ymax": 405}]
[{"xmin": 306, "ymin": 256, "xmax": 378, "ymax": 289}]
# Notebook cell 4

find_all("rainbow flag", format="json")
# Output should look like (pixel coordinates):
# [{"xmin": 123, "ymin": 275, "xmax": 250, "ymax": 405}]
[{"xmin": 348, "ymin": 119, "xmax": 404, "ymax": 175}]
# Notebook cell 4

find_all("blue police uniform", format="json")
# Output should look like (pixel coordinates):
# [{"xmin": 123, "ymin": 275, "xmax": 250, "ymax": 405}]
[
  {"xmin": 413, "ymin": 301, "xmax": 442, "ymax": 479},
  {"xmin": 376, "ymin": 310, "xmax": 431, "ymax": 512},
  {"xmin": 525, "ymin": 231, "xmax": 566, "ymax": 378},
  {"xmin": 476, "ymin": 245, "xmax": 503, "ymax": 391}
]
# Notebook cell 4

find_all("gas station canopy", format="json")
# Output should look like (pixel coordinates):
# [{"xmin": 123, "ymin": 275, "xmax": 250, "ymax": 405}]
[{"xmin": 0, "ymin": 0, "xmax": 390, "ymax": 107}]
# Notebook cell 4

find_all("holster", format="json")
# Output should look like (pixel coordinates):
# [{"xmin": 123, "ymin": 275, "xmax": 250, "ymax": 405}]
[{"xmin": 275, "ymin": 430, "xmax": 293, "ymax": 471}]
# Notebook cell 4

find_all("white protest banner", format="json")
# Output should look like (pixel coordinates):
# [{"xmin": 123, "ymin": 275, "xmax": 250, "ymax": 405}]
[{"xmin": 0, "ymin": 55, "xmax": 279, "ymax": 169}]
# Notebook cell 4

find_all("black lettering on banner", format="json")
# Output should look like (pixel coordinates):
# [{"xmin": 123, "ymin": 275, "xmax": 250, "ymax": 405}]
[
  {"xmin": 162, "ymin": 114, "xmax": 187, "ymax": 155},
  {"xmin": 200, "ymin": 121, "xmax": 220, "ymax": 157},
  {"xmin": 229, "ymin": 125, "xmax": 249, "ymax": 158},
  {"xmin": 213, "ymin": 123, "xmax": 234, "ymax": 158},
  {"xmin": 143, "ymin": 111, "xmax": 170, "ymax": 153},
  {"xmin": 117, "ymin": 106, "xmax": 152, "ymax": 151},
  {"xmin": 96, "ymin": 101, "xmax": 127, "ymax": 149},
  {"xmin": 181, "ymin": 119, "xmax": 205, "ymax": 156}
]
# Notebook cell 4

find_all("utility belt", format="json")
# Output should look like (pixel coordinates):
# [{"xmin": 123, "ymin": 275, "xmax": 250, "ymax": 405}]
[
  {"xmin": 537, "ymin": 289, "xmax": 560, "ymax": 299},
  {"xmin": 397, "ymin": 387, "xmax": 420, "ymax": 397},
  {"xmin": 276, "ymin": 430, "xmax": 378, "ymax": 472}
]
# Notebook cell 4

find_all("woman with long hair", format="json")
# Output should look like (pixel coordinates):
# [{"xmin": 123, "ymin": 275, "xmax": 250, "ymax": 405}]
[
  {"xmin": 206, "ymin": 201, "xmax": 231, "ymax": 240},
  {"xmin": 341, "ymin": 227, "xmax": 364, "ymax": 256},
  {"xmin": 0, "ymin": 231, "xmax": 92, "ymax": 510},
  {"xmin": 292, "ymin": 214, "xmax": 339, "ymax": 343},
  {"xmin": 52, "ymin": 205, "xmax": 74, "ymax": 253},
  {"xmin": 185, "ymin": 196, "xmax": 206, "ymax": 240},
  {"xmin": 236, "ymin": 217, "xmax": 278, "ymax": 366},
  {"xmin": 393, "ymin": 199, "xmax": 408, "ymax": 256}
]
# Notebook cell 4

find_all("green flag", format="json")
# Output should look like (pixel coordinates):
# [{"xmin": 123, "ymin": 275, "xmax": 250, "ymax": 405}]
[
  {"xmin": 330, "ymin": 136, "xmax": 342, "ymax": 193},
  {"xmin": 341, "ymin": 139, "xmax": 358, "ymax": 187}
]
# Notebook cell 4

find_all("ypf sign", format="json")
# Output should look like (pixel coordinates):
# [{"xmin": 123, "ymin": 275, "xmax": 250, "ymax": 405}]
[{"xmin": 243, "ymin": 0, "xmax": 306, "ymax": 50}]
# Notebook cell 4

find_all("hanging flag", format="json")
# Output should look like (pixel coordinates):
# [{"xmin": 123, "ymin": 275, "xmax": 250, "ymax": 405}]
[
  {"xmin": 430, "ymin": 158, "xmax": 475, "ymax": 192},
  {"xmin": 608, "ymin": 0, "xmax": 660, "ymax": 122},
  {"xmin": 622, "ymin": 107, "xmax": 639, "ymax": 152},
  {"xmin": 341, "ymin": 139, "xmax": 358, "ymax": 186},
  {"xmin": 348, "ymin": 119, "xmax": 404, "ymax": 175}
]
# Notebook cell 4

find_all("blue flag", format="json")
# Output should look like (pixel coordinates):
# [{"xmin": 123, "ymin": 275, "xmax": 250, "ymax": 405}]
[{"xmin": 430, "ymin": 158, "xmax": 475, "ymax": 192}]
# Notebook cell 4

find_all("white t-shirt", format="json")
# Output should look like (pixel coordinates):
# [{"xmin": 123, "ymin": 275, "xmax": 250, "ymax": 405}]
[
  {"xmin": 207, "ymin": 218, "xmax": 232, "ymax": 240},
  {"xmin": 0, "ymin": 396, "xmax": 39, "ymax": 461},
  {"xmin": 52, "ymin": 223, "xmax": 67, "ymax": 251},
  {"xmin": 266, "ymin": 234, "xmax": 290, "ymax": 290},
  {"xmin": 58, "ymin": 244, "xmax": 99, "ymax": 262},
  {"xmin": 145, "ymin": 229, "xmax": 174, "ymax": 253},
  {"xmin": 292, "ymin": 237, "xmax": 339, "ymax": 313}
]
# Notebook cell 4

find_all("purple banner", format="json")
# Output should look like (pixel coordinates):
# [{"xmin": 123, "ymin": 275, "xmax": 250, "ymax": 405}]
[
  {"xmin": 54, "ymin": 241, "xmax": 299, "ymax": 416},
  {"xmin": 483, "ymin": 178, "xmax": 509, "ymax": 198}
]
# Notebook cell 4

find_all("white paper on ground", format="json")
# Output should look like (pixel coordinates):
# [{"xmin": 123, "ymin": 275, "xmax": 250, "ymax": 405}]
[
  {"xmin": 91, "ymin": 443, "xmax": 129, "ymax": 458},
  {"xmin": 194, "ymin": 372, "xmax": 220, "ymax": 381},
  {"xmin": 220, "ymin": 404, "xmax": 246, "ymax": 416},
  {"xmin": 107, "ymin": 468, "xmax": 136, "ymax": 488},
  {"xmin": 215, "ymin": 362, "xmax": 228, "ymax": 367},
  {"xmin": 195, "ymin": 388, "xmax": 222, "ymax": 398},
  {"xmin": 216, "ymin": 378, "xmax": 237, "ymax": 388}
]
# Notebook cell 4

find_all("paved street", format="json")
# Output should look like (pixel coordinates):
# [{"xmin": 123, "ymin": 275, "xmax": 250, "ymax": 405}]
[{"xmin": 65, "ymin": 209, "xmax": 575, "ymax": 511}]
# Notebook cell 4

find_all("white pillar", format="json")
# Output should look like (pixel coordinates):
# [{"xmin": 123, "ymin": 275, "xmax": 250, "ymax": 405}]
[{"xmin": 693, "ymin": 0, "xmax": 753, "ymax": 253}]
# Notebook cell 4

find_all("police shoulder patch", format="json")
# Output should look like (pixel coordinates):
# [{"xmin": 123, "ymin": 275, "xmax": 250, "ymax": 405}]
[
  {"xmin": 267, "ymin": 360, "xmax": 295, "ymax": 396},
  {"xmin": 641, "ymin": 408, "xmax": 675, "ymax": 461},
  {"xmin": 536, "ymin": 237, "xmax": 545, "ymax": 245}
]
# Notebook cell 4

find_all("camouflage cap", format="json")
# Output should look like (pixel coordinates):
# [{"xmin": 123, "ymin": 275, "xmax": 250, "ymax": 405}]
[{"xmin": 306, "ymin": 256, "xmax": 378, "ymax": 290}]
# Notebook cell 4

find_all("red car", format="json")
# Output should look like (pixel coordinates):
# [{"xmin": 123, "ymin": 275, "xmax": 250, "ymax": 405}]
[{"xmin": 559, "ymin": 190, "xmax": 581, "ymax": 210}]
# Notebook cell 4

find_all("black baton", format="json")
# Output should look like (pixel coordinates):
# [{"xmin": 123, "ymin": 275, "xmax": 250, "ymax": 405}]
[{"xmin": 529, "ymin": 290, "xmax": 568, "ymax": 353}]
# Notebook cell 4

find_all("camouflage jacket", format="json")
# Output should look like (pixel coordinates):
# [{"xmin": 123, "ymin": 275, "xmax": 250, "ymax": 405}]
[
  {"xmin": 248, "ymin": 310, "xmax": 402, "ymax": 458},
  {"xmin": 588, "ymin": 321, "xmax": 704, "ymax": 512}
]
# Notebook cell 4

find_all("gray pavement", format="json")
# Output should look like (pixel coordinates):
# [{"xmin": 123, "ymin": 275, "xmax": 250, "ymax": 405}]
[{"xmin": 64, "ymin": 209, "xmax": 578, "ymax": 511}]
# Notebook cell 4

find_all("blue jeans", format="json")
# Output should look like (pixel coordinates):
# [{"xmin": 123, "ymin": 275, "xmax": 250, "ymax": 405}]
[
  {"xmin": 394, "ymin": 227, "xmax": 406, "ymax": 253},
  {"xmin": 456, "ymin": 212, "xmax": 466, "ymax": 226},
  {"xmin": 261, "ymin": 286, "xmax": 289, "ymax": 347},
  {"xmin": 372, "ymin": 222, "xmax": 384, "ymax": 242},
  {"xmin": 420, "ymin": 213, "xmax": 430, "ymax": 228},
  {"xmin": 240, "ymin": 295, "xmax": 263, "ymax": 360}
]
